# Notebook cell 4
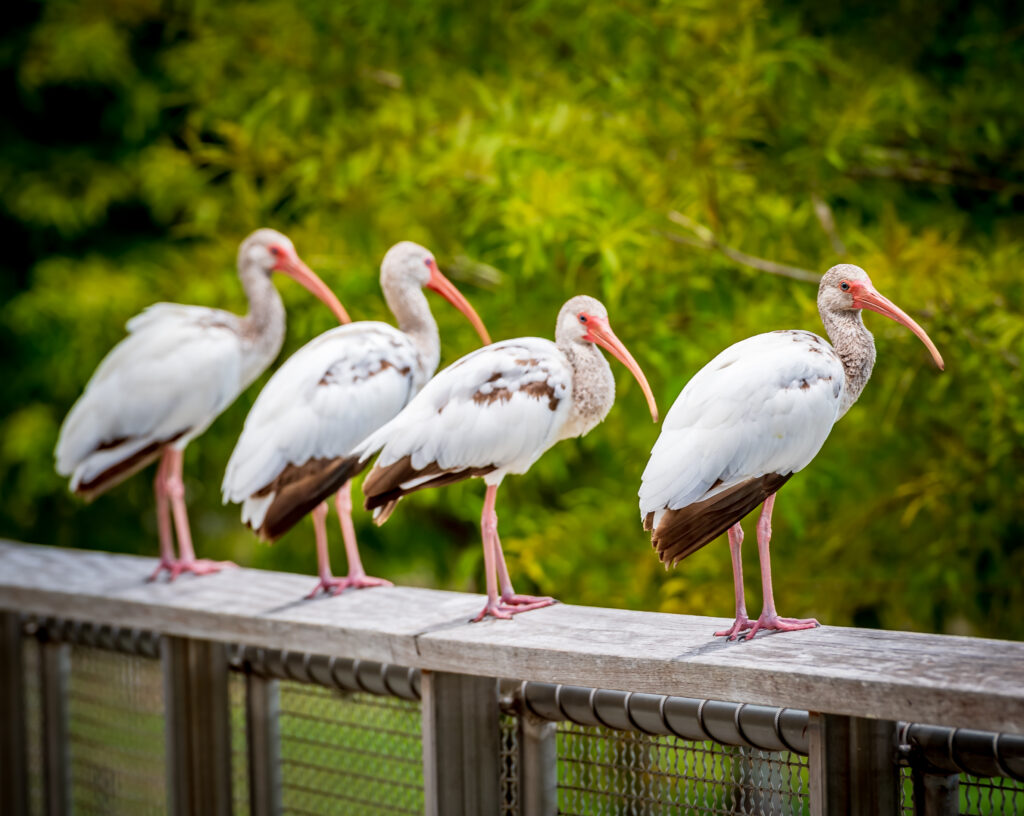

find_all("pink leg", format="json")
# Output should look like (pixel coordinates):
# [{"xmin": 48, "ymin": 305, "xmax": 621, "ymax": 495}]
[
  {"xmin": 714, "ymin": 523, "xmax": 755, "ymax": 639},
  {"xmin": 494, "ymin": 530, "xmax": 555, "ymax": 610},
  {"xmin": 147, "ymin": 451, "xmax": 176, "ymax": 581},
  {"xmin": 334, "ymin": 481, "xmax": 391, "ymax": 590},
  {"xmin": 473, "ymin": 485, "xmax": 509, "ymax": 621},
  {"xmin": 305, "ymin": 502, "xmax": 343, "ymax": 598},
  {"xmin": 744, "ymin": 493, "xmax": 819, "ymax": 639},
  {"xmin": 473, "ymin": 485, "xmax": 551, "ymax": 622},
  {"xmin": 154, "ymin": 448, "xmax": 234, "ymax": 582},
  {"xmin": 305, "ymin": 483, "xmax": 392, "ymax": 598}
]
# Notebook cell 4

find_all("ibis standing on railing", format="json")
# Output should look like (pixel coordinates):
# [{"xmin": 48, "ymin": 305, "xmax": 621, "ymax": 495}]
[
  {"xmin": 55, "ymin": 229, "xmax": 350, "ymax": 580},
  {"xmin": 639, "ymin": 264, "xmax": 944, "ymax": 640},
  {"xmin": 353, "ymin": 295, "xmax": 659, "ymax": 621},
  {"xmin": 221, "ymin": 242, "xmax": 491, "ymax": 597}
]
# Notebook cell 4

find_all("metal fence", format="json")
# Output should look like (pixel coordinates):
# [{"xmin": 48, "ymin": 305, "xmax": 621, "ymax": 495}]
[
  {"xmin": 275, "ymin": 683, "xmax": 423, "ymax": 815},
  {"xmin": 5, "ymin": 614, "xmax": 1022, "ymax": 816}
]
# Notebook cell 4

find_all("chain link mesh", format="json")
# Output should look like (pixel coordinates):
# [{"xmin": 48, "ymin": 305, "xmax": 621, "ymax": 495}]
[
  {"xmin": 960, "ymin": 775, "xmax": 1024, "ymax": 814},
  {"xmin": 66, "ymin": 644, "xmax": 167, "ymax": 815},
  {"xmin": 230, "ymin": 671, "xmax": 251, "ymax": 815},
  {"xmin": 500, "ymin": 713, "xmax": 521, "ymax": 816},
  {"xmin": 276, "ymin": 680, "xmax": 423, "ymax": 816},
  {"xmin": 557, "ymin": 723, "xmax": 809, "ymax": 816},
  {"xmin": 901, "ymin": 759, "xmax": 1024, "ymax": 814},
  {"xmin": 900, "ymin": 764, "xmax": 914, "ymax": 814},
  {"xmin": 14, "ymin": 631, "xmax": 1024, "ymax": 816}
]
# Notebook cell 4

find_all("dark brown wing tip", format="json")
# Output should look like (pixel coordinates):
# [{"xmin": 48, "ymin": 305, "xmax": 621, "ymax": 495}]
[
  {"xmin": 257, "ymin": 455, "xmax": 366, "ymax": 541},
  {"xmin": 371, "ymin": 500, "xmax": 399, "ymax": 526},
  {"xmin": 651, "ymin": 473, "xmax": 793, "ymax": 568},
  {"xmin": 245, "ymin": 518, "xmax": 277, "ymax": 545},
  {"xmin": 362, "ymin": 455, "xmax": 497, "ymax": 515}
]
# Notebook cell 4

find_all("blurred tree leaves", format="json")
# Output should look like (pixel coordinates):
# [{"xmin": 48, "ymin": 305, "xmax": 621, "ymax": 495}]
[{"xmin": 1, "ymin": 0, "xmax": 1021, "ymax": 638}]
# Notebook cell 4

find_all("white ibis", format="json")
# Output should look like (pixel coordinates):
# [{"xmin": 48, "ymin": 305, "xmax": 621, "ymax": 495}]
[
  {"xmin": 639, "ymin": 264, "xmax": 944, "ymax": 639},
  {"xmin": 221, "ymin": 241, "xmax": 491, "ymax": 597},
  {"xmin": 353, "ymin": 295, "xmax": 659, "ymax": 621},
  {"xmin": 55, "ymin": 229, "xmax": 349, "ymax": 580}
]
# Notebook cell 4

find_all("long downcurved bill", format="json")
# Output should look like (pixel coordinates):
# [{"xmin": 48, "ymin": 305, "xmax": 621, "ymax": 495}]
[
  {"xmin": 855, "ymin": 286, "xmax": 944, "ymax": 370},
  {"xmin": 427, "ymin": 266, "xmax": 492, "ymax": 345},
  {"xmin": 585, "ymin": 317, "xmax": 659, "ymax": 422},
  {"xmin": 277, "ymin": 255, "xmax": 351, "ymax": 325}
]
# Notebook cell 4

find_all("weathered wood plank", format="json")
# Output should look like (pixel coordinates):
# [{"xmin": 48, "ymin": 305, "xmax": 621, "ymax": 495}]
[{"xmin": 2, "ymin": 541, "xmax": 1023, "ymax": 734}]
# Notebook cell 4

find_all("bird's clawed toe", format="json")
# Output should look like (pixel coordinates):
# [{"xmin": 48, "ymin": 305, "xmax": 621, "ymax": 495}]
[
  {"xmin": 149, "ymin": 558, "xmax": 235, "ymax": 582},
  {"xmin": 472, "ymin": 596, "xmax": 554, "ymax": 622},
  {"xmin": 744, "ymin": 615, "xmax": 820, "ymax": 640},
  {"xmin": 306, "ymin": 577, "xmax": 346, "ymax": 599},
  {"xmin": 473, "ymin": 602, "xmax": 515, "ymax": 622},
  {"xmin": 306, "ymin": 574, "xmax": 393, "ymax": 599},
  {"xmin": 715, "ymin": 616, "xmax": 755, "ymax": 640},
  {"xmin": 500, "ymin": 591, "xmax": 556, "ymax": 607},
  {"xmin": 147, "ymin": 559, "xmax": 176, "ymax": 582}
]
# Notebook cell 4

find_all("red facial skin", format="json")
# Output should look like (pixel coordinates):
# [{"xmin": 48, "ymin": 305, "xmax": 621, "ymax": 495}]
[
  {"xmin": 844, "ymin": 279, "xmax": 944, "ymax": 370},
  {"xmin": 579, "ymin": 312, "xmax": 659, "ymax": 422},
  {"xmin": 269, "ymin": 243, "xmax": 350, "ymax": 325}
]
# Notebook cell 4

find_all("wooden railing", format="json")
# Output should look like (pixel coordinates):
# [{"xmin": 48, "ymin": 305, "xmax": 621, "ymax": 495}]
[{"xmin": 1, "ymin": 540, "xmax": 1022, "ymax": 815}]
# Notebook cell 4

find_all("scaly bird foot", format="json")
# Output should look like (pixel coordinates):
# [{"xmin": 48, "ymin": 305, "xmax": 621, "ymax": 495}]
[
  {"xmin": 472, "ymin": 597, "xmax": 555, "ymax": 622},
  {"xmin": 745, "ymin": 614, "xmax": 820, "ymax": 640},
  {"xmin": 500, "ymin": 591, "xmax": 556, "ymax": 607},
  {"xmin": 306, "ymin": 574, "xmax": 393, "ymax": 599},
  {"xmin": 149, "ymin": 558, "xmax": 236, "ymax": 583},
  {"xmin": 715, "ymin": 616, "xmax": 756, "ymax": 640}
]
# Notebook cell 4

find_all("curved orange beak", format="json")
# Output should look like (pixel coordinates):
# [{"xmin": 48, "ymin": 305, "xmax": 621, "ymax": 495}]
[
  {"xmin": 585, "ymin": 316, "xmax": 659, "ymax": 422},
  {"xmin": 275, "ymin": 253, "xmax": 351, "ymax": 325},
  {"xmin": 426, "ymin": 262, "xmax": 491, "ymax": 345},
  {"xmin": 852, "ymin": 283, "xmax": 944, "ymax": 370}
]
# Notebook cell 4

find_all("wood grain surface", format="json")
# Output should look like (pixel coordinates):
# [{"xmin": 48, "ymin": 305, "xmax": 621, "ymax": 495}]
[{"xmin": 2, "ymin": 541, "xmax": 1021, "ymax": 734}]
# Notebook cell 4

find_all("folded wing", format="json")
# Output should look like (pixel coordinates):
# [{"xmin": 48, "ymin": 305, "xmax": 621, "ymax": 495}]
[
  {"xmin": 56, "ymin": 304, "xmax": 247, "ymax": 499},
  {"xmin": 639, "ymin": 330, "xmax": 845, "ymax": 564},
  {"xmin": 222, "ymin": 323, "xmax": 421, "ymax": 540},
  {"xmin": 358, "ymin": 338, "xmax": 573, "ymax": 522}
]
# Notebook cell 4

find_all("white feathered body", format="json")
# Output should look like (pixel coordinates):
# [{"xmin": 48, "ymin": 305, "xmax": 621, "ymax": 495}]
[
  {"xmin": 357, "ymin": 337, "xmax": 586, "ymax": 488},
  {"xmin": 639, "ymin": 329, "xmax": 846, "ymax": 530},
  {"xmin": 222, "ymin": 322, "xmax": 426, "ymax": 529},
  {"xmin": 55, "ymin": 303, "xmax": 281, "ymax": 495}
]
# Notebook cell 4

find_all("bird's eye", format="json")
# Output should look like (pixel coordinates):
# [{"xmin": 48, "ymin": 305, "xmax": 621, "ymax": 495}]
[
  {"xmin": 269, "ymin": 246, "xmax": 282, "ymax": 257},
  {"xmin": 424, "ymin": 258, "xmax": 434, "ymax": 269},
  {"xmin": 840, "ymin": 281, "xmax": 850, "ymax": 291},
  {"xmin": 579, "ymin": 314, "xmax": 588, "ymax": 324}
]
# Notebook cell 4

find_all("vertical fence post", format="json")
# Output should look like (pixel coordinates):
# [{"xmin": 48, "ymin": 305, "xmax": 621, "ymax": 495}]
[
  {"xmin": 421, "ymin": 670, "xmax": 500, "ymax": 816},
  {"xmin": 911, "ymin": 769, "xmax": 959, "ymax": 816},
  {"xmin": 246, "ymin": 672, "xmax": 282, "ymax": 816},
  {"xmin": 809, "ymin": 713, "xmax": 899, "ymax": 816},
  {"xmin": 38, "ymin": 631, "xmax": 70, "ymax": 816},
  {"xmin": 518, "ymin": 709, "xmax": 557, "ymax": 816},
  {"xmin": 162, "ymin": 636, "xmax": 233, "ymax": 816},
  {"xmin": 0, "ymin": 612, "xmax": 29, "ymax": 816}
]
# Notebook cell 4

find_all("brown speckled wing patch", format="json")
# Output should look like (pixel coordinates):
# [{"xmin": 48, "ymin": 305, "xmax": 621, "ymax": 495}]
[{"xmin": 471, "ymin": 379, "xmax": 560, "ymax": 411}]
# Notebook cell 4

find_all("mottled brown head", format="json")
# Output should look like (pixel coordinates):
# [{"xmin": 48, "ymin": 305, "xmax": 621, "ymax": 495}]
[
  {"xmin": 556, "ymin": 295, "xmax": 659, "ymax": 421},
  {"xmin": 818, "ymin": 264, "xmax": 944, "ymax": 370}
]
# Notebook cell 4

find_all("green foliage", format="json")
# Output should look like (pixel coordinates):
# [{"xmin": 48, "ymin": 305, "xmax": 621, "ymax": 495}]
[{"xmin": 1, "ymin": 0, "xmax": 1022, "ymax": 638}]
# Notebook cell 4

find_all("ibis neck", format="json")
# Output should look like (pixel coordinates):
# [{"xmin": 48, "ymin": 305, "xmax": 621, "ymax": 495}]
[
  {"xmin": 558, "ymin": 339, "xmax": 615, "ymax": 439},
  {"xmin": 238, "ymin": 266, "xmax": 287, "ymax": 375},
  {"xmin": 384, "ymin": 279, "xmax": 440, "ymax": 378},
  {"xmin": 821, "ymin": 306, "xmax": 876, "ymax": 418}
]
